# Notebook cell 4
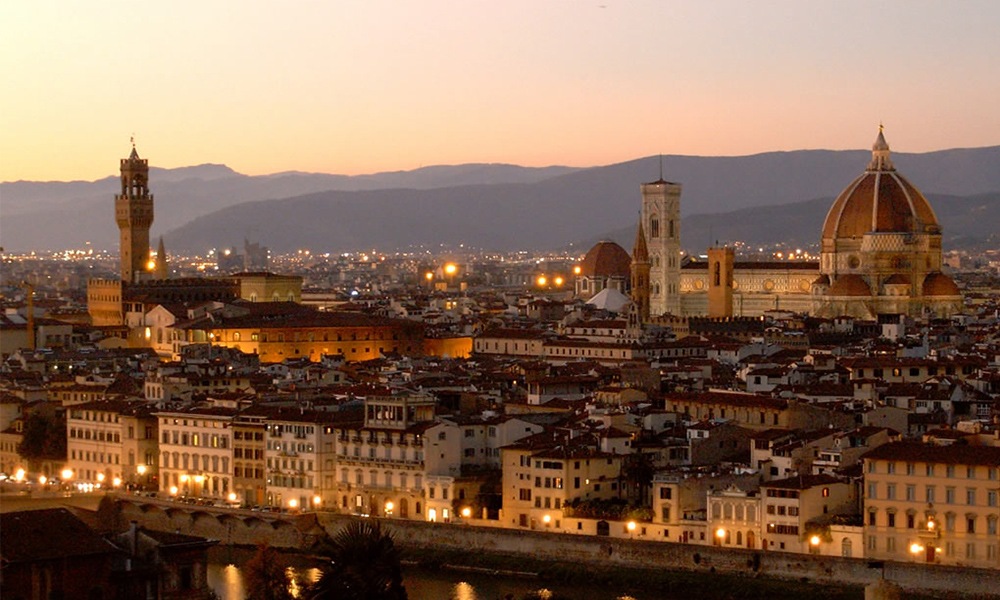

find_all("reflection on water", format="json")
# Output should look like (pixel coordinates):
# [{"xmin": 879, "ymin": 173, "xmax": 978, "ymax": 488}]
[{"xmin": 207, "ymin": 563, "xmax": 645, "ymax": 600}]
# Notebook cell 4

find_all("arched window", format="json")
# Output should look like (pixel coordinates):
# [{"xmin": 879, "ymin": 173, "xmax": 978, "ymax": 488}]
[
  {"xmin": 841, "ymin": 537, "xmax": 853, "ymax": 557},
  {"xmin": 669, "ymin": 220, "xmax": 675, "ymax": 238},
  {"xmin": 714, "ymin": 262, "xmax": 721, "ymax": 286},
  {"xmin": 650, "ymin": 216, "xmax": 660, "ymax": 238}
]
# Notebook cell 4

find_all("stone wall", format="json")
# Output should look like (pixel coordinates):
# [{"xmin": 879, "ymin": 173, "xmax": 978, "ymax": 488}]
[{"xmin": 107, "ymin": 496, "xmax": 1000, "ymax": 598}]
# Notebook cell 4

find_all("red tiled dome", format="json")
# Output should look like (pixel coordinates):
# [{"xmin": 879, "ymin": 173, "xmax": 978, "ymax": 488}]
[
  {"xmin": 822, "ymin": 130, "xmax": 940, "ymax": 241},
  {"xmin": 828, "ymin": 274, "xmax": 872, "ymax": 296},
  {"xmin": 922, "ymin": 272, "xmax": 960, "ymax": 296},
  {"xmin": 580, "ymin": 241, "xmax": 631, "ymax": 278}
]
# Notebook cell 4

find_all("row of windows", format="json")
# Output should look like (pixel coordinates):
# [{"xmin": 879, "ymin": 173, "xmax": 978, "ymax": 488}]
[
  {"xmin": 234, "ymin": 466, "xmax": 264, "ymax": 479},
  {"xmin": 268, "ymin": 475, "xmax": 314, "ymax": 489},
  {"xmin": 69, "ymin": 428, "xmax": 121, "ymax": 443},
  {"xmin": 867, "ymin": 482, "xmax": 998, "ymax": 506},
  {"xmin": 868, "ymin": 537, "xmax": 998, "ymax": 561},
  {"xmin": 267, "ymin": 458, "xmax": 314, "ymax": 472},
  {"xmin": 340, "ymin": 469, "xmax": 423, "ymax": 489},
  {"xmin": 161, "ymin": 452, "xmax": 229, "ymax": 474},
  {"xmin": 867, "ymin": 511, "xmax": 998, "ymax": 534},
  {"xmin": 870, "ymin": 461, "xmax": 998, "ymax": 480},
  {"xmin": 70, "ymin": 449, "xmax": 119, "ymax": 465},
  {"xmin": 161, "ymin": 430, "xmax": 229, "ymax": 449},
  {"xmin": 69, "ymin": 411, "xmax": 120, "ymax": 423}
]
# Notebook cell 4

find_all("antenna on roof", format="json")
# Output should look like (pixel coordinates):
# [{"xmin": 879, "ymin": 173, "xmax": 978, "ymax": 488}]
[{"xmin": 659, "ymin": 154, "xmax": 663, "ymax": 181}]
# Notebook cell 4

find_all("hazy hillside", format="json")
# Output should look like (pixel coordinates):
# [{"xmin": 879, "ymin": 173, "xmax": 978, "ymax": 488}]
[
  {"xmin": 0, "ymin": 163, "xmax": 578, "ymax": 250},
  {"xmin": 2, "ymin": 146, "xmax": 999, "ymax": 252},
  {"xmin": 592, "ymin": 192, "xmax": 1000, "ymax": 254}
]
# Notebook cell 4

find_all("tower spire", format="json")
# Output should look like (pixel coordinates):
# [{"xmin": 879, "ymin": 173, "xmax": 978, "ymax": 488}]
[{"xmin": 869, "ymin": 124, "xmax": 894, "ymax": 171}]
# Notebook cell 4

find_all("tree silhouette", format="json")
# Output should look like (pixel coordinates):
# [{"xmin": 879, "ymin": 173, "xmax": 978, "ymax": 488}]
[
  {"xmin": 243, "ymin": 543, "xmax": 294, "ymax": 600},
  {"xmin": 305, "ymin": 520, "xmax": 407, "ymax": 600},
  {"xmin": 620, "ymin": 450, "xmax": 655, "ymax": 506}
]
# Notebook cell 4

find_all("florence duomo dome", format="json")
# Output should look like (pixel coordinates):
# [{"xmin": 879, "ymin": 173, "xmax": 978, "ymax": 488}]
[{"xmin": 814, "ymin": 127, "xmax": 962, "ymax": 319}]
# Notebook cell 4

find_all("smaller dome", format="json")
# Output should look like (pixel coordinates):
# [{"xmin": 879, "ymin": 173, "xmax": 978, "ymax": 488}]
[
  {"xmin": 922, "ymin": 272, "xmax": 960, "ymax": 296},
  {"xmin": 580, "ymin": 241, "xmax": 631, "ymax": 279},
  {"xmin": 828, "ymin": 274, "xmax": 872, "ymax": 297}
]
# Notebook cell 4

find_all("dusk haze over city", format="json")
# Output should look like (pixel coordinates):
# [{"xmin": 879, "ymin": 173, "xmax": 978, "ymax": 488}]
[{"xmin": 1, "ymin": 2, "xmax": 1000, "ymax": 600}]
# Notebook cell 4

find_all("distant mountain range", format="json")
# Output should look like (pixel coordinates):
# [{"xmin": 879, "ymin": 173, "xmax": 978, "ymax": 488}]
[
  {"xmin": 590, "ymin": 192, "xmax": 1000, "ymax": 253},
  {"xmin": 2, "ymin": 146, "xmax": 998, "ymax": 253}
]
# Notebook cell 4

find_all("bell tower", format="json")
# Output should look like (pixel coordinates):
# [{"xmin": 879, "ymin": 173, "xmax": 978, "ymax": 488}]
[
  {"xmin": 116, "ymin": 143, "xmax": 154, "ymax": 283},
  {"xmin": 641, "ymin": 173, "xmax": 682, "ymax": 316},
  {"xmin": 630, "ymin": 216, "xmax": 651, "ymax": 322}
]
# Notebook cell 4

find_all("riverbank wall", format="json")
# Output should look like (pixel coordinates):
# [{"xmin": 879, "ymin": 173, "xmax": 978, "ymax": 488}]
[{"xmin": 100, "ymin": 495, "xmax": 1000, "ymax": 598}]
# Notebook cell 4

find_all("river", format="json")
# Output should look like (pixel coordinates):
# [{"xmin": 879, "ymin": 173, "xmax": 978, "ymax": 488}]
[{"xmin": 207, "ymin": 561, "xmax": 642, "ymax": 600}]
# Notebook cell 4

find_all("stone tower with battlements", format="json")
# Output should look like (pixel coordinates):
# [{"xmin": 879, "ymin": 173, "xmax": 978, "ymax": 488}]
[{"xmin": 116, "ymin": 145, "xmax": 154, "ymax": 284}]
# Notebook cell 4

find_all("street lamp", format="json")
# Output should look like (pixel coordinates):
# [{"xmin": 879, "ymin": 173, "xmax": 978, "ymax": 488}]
[
  {"xmin": 169, "ymin": 486, "xmax": 179, "ymax": 496},
  {"xmin": 716, "ymin": 528, "xmax": 726, "ymax": 540},
  {"xmin": 289, "ymin": 498, "xmax": 299, "ymax": 510},
  {"xmin": 113, "ymin": 477, "xmax": 122, "ymax": 487},
  {"xmin": 537, "ymin": 276, "xmax": 547, "ymax": 287},
  {"xmin": 384, "ymin": 501, "xmax": 394, "ymax": 516},
  {"xmin": 228, "ymin": 492, "xmax": 238, "ymax": 502},
  {"xmin": 137, "ymin": 465, "xmax": 147, "ymax": 475},
  {"xmin": 627, "ymin": 521, "xmax": 636, "ymax": 532},
  {"xmin": 542, "ymin": 514, "xmax": 551, "ymax": 524},
  {"xmin": 97, "ymin": 473, "xmax": 106, "ymax": 483},
  {"xmin": 461, "ymin": 507, "xmax": 472, "ymax": 518},
  {"xmin": 313, "ymin": 495, "xmax": 322, "ymax": 508},
  {"xmin": 61, "ymin": 469, "xmax": 73, "ymax": 480},
  {"xmin": 444, "ymin": 264, "xmax": 457, "ymax": 275}
]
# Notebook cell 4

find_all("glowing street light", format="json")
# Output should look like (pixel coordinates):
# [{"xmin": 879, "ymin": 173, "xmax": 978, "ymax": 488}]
[
  {"xmin": 573, "ymin": 266, "xmax": 582, "ymax": 275},
  {"xmin": 147, "ymin": 260, "xmax": 156, "ymax": 271},
  {"xmin": 461, "ymin": 507, "xmax": 472, "ymax": 518},
  {"xmin": 39, "ymin": 475, "xmax": 47, "ymax": 485},
  {"xmin": 180, "ymin": 475, "xmax": 189, "ymax": 483},
  {"xmin": 542, "ymin": 514, "xmax": 551, "ymax": 524},
  {"xmin": 313, "ymin": 495, "xmax": 322, "ymax": 507},
  {"xmin": 97, "ymin": 473, "xmax": 106, "ymax": 482},
  {"xmin": 444, "ymin": 264, "xmax": 457, "ymax": 275},
  {"xmin": 425, "ymin": 272, "xmax": 433, "ymax": 281},
  {"xmin": 137, "ymin": 465, "xmax": 147, "ymax": 475},
  {"xmin": 62, "ymin": 468, "xmax": 73, "ymax": 480},
  {"xmin": 627, "ymin": 521, "xmax": 637, "ymax": 532},
  {"xmin": 113, "ymin": 477, "xmax": 122, "ymax": 487},
  {"xmin": 193, "ymin": 475, "xmax": 205, "ymax": 484},
  {"xmin": 169, "ymin": 486, "xmax": 179, "ymax": 496},
  {"xmin": 537, "ymin": 276, "xmax": 547, "ymax": 287},
  {"xmin": 14, "ymin": 469, "xmax": 25, "ymax": 482},
  {"xmin": 289, "ymin": 498, "xmax": 299, "ymax": 509},
  {"xmin": 809, "ymin": 535, "xmax": 821, "ymax": 547},
  {"xmin": 716, "ymin": 528, "xmax": 726, "ymax": 540},
  {"xmin": 228, "ymin": 492, "xmax": 238, "ymax": 502},
  {"xmin": 554, "ymin": 276, "xmax": 564, "ymax": 286},
  {"xmin": 910, "ymin": 543, "xmax": 924, "ymax": 555}
]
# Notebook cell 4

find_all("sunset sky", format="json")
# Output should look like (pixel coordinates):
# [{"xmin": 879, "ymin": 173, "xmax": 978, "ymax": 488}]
[{"xmin": 2, "ymin": 1, "xmax": 998, "ymax": 182}]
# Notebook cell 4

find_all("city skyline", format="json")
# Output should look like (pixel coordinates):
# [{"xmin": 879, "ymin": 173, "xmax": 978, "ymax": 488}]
[{"xmin": 2, "ymin": 0, "xmax": 1000, "ymax": 182}]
